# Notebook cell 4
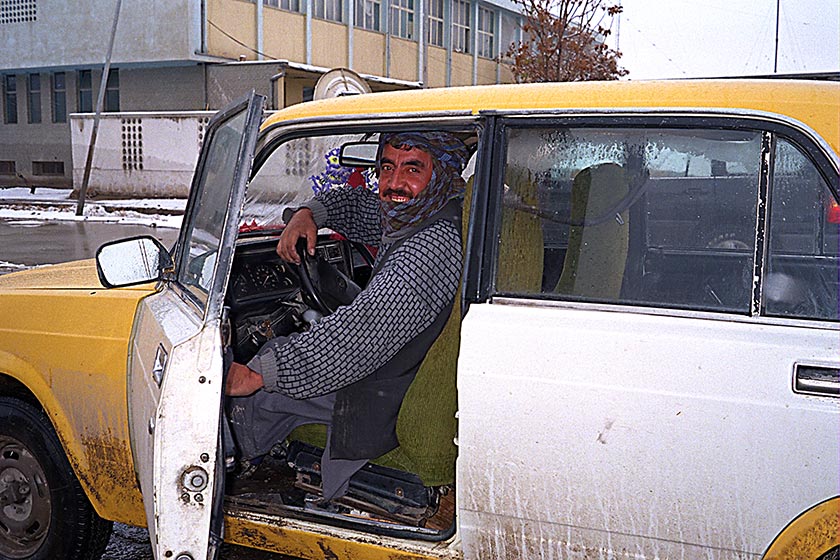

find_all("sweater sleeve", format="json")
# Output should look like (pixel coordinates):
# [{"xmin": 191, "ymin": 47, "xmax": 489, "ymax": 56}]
[
  {"xmin": 251, "ymin": 219, "xmax": 462, "ymax": 399},
  {"xmin": 297, "ymin": 186, "xmax": 382, "ymax": 245}
]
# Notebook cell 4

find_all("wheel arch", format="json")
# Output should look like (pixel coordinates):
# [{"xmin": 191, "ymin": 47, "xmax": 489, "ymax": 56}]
[
  {"xmin": 0, "ymin": 353, "xmax": 145, "ymax": 526},
  {"xmin": 763, "ymin": 496, "xmax": 840, "ymax": 559}
]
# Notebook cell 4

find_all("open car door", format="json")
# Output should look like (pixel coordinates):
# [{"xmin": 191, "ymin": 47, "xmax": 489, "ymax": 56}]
[{"xmin": 126, "ymin": 92, "xmax": 264, "ymax": 560}]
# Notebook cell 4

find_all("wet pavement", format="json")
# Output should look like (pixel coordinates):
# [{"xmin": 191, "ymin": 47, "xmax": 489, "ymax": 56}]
[{"xmin": 0, "ymin": 219, "xmax": 179, "ymax": 273}]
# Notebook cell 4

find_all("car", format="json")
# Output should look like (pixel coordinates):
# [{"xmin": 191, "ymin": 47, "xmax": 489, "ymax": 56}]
[{"xmin": 0, "ymin": 79, "xmax": 838, "ymax": 560}]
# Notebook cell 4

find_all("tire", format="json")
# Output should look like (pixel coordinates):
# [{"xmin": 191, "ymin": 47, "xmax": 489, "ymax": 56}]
[{"xmin": 0, "ymin": 397, "xmax": 112, "ymax": 560}]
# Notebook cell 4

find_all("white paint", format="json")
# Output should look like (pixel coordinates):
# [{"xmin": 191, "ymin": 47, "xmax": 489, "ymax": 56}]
[{"xmin": 457, "ymin": 300, "xmax": 840, "ymax": 559}]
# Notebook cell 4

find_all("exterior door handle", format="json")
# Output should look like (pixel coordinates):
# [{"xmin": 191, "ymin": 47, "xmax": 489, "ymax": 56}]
[
  {"xmin": 152, "ymin": 344, "xmax": 168, "ymax": 388},
  {"xmin": 794, "ymin": 364, "xmax": 840, "ymax": 397}
]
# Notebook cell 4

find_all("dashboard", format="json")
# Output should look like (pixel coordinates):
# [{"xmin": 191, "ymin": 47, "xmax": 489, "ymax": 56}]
[{"xmin": 228, "ymin": 237, "xmax": 355, "ymax": 308}]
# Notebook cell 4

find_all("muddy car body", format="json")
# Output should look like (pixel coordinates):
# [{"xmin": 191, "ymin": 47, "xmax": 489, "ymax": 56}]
[{"xmin": 0, "ymin": 80, "xmax": 838, "ymax": 560}]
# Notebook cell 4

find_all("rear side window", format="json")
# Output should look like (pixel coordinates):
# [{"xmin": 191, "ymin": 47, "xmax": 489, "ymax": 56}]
[
  {"xmin": 763, "ymin": 137, "xmax": 839, "ymax": 321},
  {"xmin": 495, "ymin": 125, "xmax": 762, "ymax": 314}
]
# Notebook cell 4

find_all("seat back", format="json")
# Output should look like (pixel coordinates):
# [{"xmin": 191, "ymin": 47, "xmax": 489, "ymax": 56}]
[{"xmin": 556, "ymin": 163, "xmax": 631, "ymax": 298}]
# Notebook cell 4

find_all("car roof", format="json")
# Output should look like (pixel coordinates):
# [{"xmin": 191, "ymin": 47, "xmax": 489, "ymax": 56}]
[{"xmin": 262, "ymin": 80, "xmax": 840, "ymax": 157}]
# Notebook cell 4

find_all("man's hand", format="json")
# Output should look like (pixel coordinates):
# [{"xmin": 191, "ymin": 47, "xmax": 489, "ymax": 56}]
[
  {"xmin": 225, "ymin": 362, "xmax": 265, "ymax": 397},
  {"xmin": 277, "ymin": 208, "xmax": 317, "ymax": 264}
]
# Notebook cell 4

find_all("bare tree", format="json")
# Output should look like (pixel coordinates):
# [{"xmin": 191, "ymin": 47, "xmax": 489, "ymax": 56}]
[{"xmin": 506, "ymin": 0, "xmax": 628, "ymax": 83}]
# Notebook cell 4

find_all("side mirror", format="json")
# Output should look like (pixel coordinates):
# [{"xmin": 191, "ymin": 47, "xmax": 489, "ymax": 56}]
[
  {"xmin": 95, "ymin": 235, "xmax": 173, "ymax": 288},
  {"xmin": 339, "ymin": 141, "xmax": 379, "ymax": 168}
]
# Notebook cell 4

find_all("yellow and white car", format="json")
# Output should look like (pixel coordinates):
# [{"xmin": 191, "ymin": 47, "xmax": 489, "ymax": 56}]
[{"xmin": 0, "ymin": 79, "xmax": 838, "ymax": 560}]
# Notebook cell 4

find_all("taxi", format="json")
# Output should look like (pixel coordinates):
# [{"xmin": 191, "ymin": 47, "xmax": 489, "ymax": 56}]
[{"xmin": 0, "ymin": 79, "xmax": 838, "ymax": 560}]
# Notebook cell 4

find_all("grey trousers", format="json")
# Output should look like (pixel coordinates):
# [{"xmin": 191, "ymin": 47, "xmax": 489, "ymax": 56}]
[{"xmin": 227, "ymin": 387, "xmax": 367, "ymax": 501}]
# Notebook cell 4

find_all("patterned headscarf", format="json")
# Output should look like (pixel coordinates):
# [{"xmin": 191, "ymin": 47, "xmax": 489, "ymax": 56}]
[{"xmin": 377, "ymin": 131, "xmax": 469, "ymax": 240}]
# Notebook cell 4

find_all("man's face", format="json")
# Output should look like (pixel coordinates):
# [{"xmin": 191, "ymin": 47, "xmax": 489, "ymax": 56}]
[{"xmin": 378, "ymin": 144, "xmax": 434, "ymax": 204}]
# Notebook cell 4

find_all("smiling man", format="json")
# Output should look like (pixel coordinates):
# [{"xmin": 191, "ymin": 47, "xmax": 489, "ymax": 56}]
[{"xmin": 225, "ymin": 131, "xmax": 469, "ymax": 506}]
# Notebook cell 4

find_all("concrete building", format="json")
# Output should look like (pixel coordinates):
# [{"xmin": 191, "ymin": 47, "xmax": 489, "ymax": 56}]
[{"xmin": 0, "ymin": 0, "xmax": 521, "ymax": 189}]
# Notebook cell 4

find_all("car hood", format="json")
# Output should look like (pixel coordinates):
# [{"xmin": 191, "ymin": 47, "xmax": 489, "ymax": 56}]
[{"xmin": 0, "ymin": 259, "xmax": 154, "ymax": 292}]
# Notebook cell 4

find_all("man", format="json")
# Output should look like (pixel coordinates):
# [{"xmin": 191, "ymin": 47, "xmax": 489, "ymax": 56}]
[{"xmin": 225, "ymin": 131, "xmax": 469, "ymax": 503}]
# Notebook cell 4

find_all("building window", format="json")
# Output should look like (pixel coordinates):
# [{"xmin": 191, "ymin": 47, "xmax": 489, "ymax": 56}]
[
  {"xmin": 477, "ymin": 5, "xmax": 495, "ymax": 58},
  {"xmin": 78, "ymin": 70, "xmax": 93, "ymax": 112},
  {"xmin": 3, "ymin": 75, "xmax": 17, "ymax": 124},
  {"xmin": 452, "ymin": 0, "xmax": 470, "ymax": 53},
  {"xmin": 389, "ymin": 0, "xmax": 414, "ymax": 39},
  {"xmin": 104, "ymin": 69, "xmax": 119, "ymax": 112},
  {"xmin": 0, "ymin": 0, "xmax": 37, "ymax": 24},
  {"xmin": 356, "ymin": 0, "xmax": 381, "ymax": 31},
  {"xmin": 32, "ymin": 161, "xmax": 65, "ymax": 176},
  {"xmin": 27, "ymin": 73, "xmax": 41, "ymax": 124},
  {"xmin": 263, "ymin": 0, "xmax": 301, "ymax": 12},
  {"xmin": 426, "ymin": 0, "xmax": 444, "ymax": 46},
  {"xmin": 314, "ymin": 0, "xmax": 342, "ymax": 22},
  {"xmin": 0, "ymin": 161, "xmax": 15, "ymax": 175},
  {"xmin": 51, "ymin": 72, "xmax": 66, "ymax": 123}
]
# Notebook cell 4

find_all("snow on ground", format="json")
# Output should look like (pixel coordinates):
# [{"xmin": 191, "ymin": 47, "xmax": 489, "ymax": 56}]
[{"xmin": 0, "ymin": 187, "xmax": 185, "ymax": 229}]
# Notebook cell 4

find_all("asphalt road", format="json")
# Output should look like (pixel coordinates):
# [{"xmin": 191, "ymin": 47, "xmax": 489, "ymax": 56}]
[{"xmin": 0, "ymin": 216, "xmax": 296, "ymax": 560}]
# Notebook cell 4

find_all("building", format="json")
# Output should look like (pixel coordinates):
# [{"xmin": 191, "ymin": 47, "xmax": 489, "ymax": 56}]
[{"xmin": 0, "ymin": 0, "xmax": 522, "ymax": 188}]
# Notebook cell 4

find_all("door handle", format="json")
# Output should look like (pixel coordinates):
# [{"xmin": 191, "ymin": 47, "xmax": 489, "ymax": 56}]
[
  {"xmin": 794, "ymin": 364, "xmax": 840, "ymax": 397},
  {"xmin": 152, "ymin": 344, "xmax": 168, "ymax": 388}
]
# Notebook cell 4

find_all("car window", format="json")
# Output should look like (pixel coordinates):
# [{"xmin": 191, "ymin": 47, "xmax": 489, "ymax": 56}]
[
  {"xmin": 178, "ymin": 108, "xmax": 249, "ymax": 306},
  {"xmin": 763, "ymin": 137, "xmax": 839, "ymax": 321},
  {"xmin": 495, "ymin": 125, "xmax": 762, "ymax": 314},
  {"xmin": 244, "ymin": 133, "xmax": 379, "ymax": 227}
]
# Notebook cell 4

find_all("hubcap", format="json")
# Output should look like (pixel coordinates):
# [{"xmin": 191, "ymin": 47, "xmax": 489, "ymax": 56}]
[{"xmin": 0, "ymin": 436, "xmax": 51, "ymax": 558}]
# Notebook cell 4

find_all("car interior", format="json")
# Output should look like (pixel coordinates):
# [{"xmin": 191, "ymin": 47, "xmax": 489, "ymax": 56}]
[{"xmin": 218, "ymin": 129, "xmax": 479, "ymax": 539}]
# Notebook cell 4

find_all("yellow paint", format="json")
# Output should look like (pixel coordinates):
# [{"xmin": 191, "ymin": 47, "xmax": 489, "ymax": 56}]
[
  {"xmin": 0, "ymin": 259, "xmax": 150, "ymax": 526},
  {"xmin": 763, "ymin": 497, "xmax": 840, "ymax": 559},
  {"xmin": 263, "ymin": 80, "xmax": 840, "ymax": 158},
  {"xmin": 224, "ymin": 514, "xmax": 456, "ymax": 560}
]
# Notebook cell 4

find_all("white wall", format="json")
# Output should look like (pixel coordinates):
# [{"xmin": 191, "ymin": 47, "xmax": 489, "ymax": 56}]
[
  {"xmin": 70, "ymin": 111, "xmax": 214, "ymax": 198},
  {"xmin": 1, "ymin": 0, "xmax": 198, "ymax": 71}
]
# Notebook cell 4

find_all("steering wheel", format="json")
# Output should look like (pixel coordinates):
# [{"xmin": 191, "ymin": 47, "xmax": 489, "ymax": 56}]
[{"xmin": 295, "ymin": 239, "xmax": 362, "ymax": 315}]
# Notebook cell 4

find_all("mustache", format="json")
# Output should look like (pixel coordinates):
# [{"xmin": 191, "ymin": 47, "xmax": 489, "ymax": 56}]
[{"xmin": 381, "ymin": 187, "xmax": 414, "ymax": 200}]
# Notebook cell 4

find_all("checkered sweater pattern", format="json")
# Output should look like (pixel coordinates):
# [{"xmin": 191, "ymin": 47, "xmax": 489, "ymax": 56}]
[{"xmin": 252, "ymin": 187, "xmax": 462, "ymax": 399}]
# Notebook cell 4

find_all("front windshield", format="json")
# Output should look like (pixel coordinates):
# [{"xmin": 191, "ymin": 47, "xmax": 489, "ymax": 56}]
[{"xmin": 243, "ymin": 133, "xmax": 380, "ymax": 229}]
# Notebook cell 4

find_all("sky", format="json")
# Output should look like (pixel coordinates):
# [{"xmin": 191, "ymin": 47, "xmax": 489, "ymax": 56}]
[{"xmin": 606, "ymin": 0, "xmax": 840, "ymax": 79}]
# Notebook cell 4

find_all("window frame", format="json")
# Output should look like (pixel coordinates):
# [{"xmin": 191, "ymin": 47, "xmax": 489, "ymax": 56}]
[
  {"xmin": 2, "ymin": 74, "xmax": 16, "ymax": 124},
  {"xmin": 51, "ymin": 72, "xmax": 66, "ymax": 123},
  {"xmin": 356, "ymin": 0, "xmax": 382, "ymax": 31},
  {"xmin": 104, "ymin": 68, "xmax": 119, "ymax": 112},
  {"xmin": 314, "ymin": 0, "xmax": 343, "ymax": 22},
  {"xmin": 426, "ymin": 0, "xmax": 444, "ymax": 47},
  {"xmin": 476, "ymin": 5, "xmax": 495, "ymax": 58},
  {"xmin": 389, "ymin": 0, "xmax": 415, "ymax": 39},
  {"xmin": 27, "ymin": 72, "xmax": 41, "ymax": 124},
  {"xmin": 77, "ymin": 69, "xmax": 93, "ymax": 113},
  {"xmin": 476, "ymin": 111, "xmax": 839, "ymax": 325},
  {"xmin": 451, "ymin": 0, "xmax": 470, "ymax": 53}
]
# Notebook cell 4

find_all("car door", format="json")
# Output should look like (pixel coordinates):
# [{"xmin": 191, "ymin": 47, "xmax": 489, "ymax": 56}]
[
  {"xmin": 457, "ymin": 115, "xmax": 840, "ymax": 558},
  {"xmin": 127, "ymin": 92, "xmax": 263, "ymax": 560}
]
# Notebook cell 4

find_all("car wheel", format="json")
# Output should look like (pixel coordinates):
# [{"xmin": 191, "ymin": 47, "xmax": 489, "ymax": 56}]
[{"xmin": 0, "ymin": 397, "xmax": 112, "ymax": 560}]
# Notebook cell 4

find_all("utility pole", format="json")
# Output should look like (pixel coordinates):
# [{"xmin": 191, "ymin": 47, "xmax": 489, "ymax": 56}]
[
  {"xmin": 76, "ymin": 0, "xmax": 123, "ymax": 216},
  {"xmin": 773, "ymin": 0, "xmax": 780, "ymax": 73}
]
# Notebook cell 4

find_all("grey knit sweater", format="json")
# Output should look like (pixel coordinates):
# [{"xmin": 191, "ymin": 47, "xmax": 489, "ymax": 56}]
[{"xmin": 248, "ymin": 186, "xmax": 462, "ymax": 398}]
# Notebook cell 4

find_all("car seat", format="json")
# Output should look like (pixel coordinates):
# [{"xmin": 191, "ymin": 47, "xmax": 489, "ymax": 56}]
[{"xmin": 555, "ymin": 163, "xmax": 631, "ymax": 298}]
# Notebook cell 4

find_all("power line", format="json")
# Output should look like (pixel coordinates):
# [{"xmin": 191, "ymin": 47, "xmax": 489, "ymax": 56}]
[
  {"xmin": 207, "ymin": 19, "xmax": 278, "ymax": 60},
  {"xmin": 620, "ymin": 15, "xmax": 688, "ymax": 76}
]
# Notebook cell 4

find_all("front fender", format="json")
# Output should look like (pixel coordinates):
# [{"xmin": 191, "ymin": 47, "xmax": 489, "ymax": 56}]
[{"xmin": 0, "ymin": 286, "xmax": 151, "ymax": 527}]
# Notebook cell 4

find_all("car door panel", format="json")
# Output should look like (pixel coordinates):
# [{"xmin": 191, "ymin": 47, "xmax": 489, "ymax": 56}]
[
  {"xmin": 126, "ymin": 92, "xmax": 264, "ymax": 560},
  {"xmin": 457, "ymin": 302, "xmax": 840, "ymax": 558}
]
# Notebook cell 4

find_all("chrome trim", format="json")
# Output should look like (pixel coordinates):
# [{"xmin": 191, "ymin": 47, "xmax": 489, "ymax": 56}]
[
  {"xmin": 488, "ymin": 296, "xmax": 840, "ymax": 331},
  {"xmin": 793, "ymin": 363, "xmax": 840, "ymax": 398}
]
